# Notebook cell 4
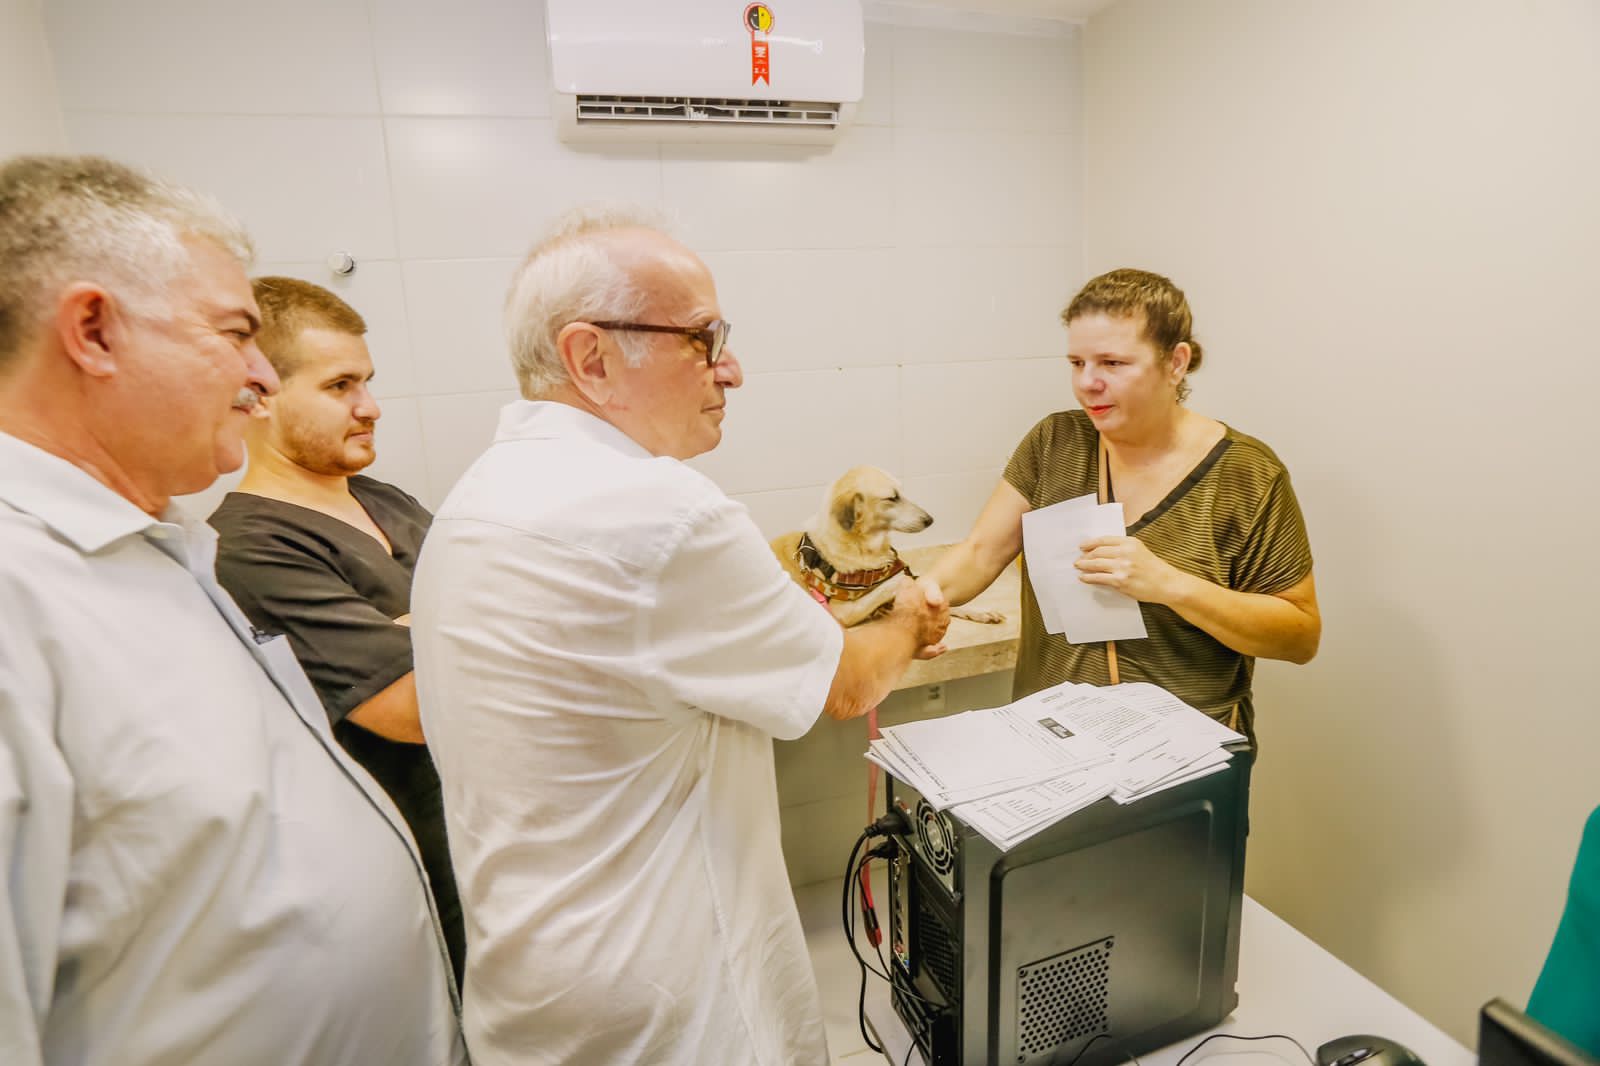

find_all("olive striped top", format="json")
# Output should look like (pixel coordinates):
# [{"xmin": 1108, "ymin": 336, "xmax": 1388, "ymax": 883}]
[{"xmin": 1003, "ymin": 410, "xmax": 1313, "ymax": 742}]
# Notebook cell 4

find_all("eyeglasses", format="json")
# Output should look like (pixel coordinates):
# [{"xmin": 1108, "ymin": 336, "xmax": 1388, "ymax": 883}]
[{"xmin": 590, "ymin": 319, "xmax": 731, "ymax": 368}]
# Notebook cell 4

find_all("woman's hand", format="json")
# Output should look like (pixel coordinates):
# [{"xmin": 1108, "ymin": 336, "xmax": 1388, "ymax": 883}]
[{"xmin": 1074, "ymin": 535, "xmax": 1186, "ymax": 605}]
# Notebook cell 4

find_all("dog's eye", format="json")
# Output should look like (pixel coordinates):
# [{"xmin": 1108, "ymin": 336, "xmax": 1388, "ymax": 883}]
[{"xmin": 888, "ymin": 494, "xmax": 900, "ymax": 502}]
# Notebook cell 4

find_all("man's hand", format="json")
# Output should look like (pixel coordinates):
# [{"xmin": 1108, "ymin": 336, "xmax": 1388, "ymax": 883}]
[
  {"xmin": 824, "ymin": 577, "xmax": 952, "ymax": 721},
  {"xmin": 1074, "ymin": 536, "xmax": 1186, "ymax": 605},
  {"xmin": 891, "ymin": 576, "xmax": 950, "ymax": 659}
]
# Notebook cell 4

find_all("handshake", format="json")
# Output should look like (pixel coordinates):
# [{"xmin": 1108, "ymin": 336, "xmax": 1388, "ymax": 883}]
[{"xmin": 891, "ymin": 576, "xmax": 951, "ymax": 661}]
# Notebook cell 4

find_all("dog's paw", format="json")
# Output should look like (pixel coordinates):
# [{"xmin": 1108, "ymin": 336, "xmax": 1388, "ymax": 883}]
[{"xmin": 952, "ymin": 608, "xmax": 1006, "ymax": 625}]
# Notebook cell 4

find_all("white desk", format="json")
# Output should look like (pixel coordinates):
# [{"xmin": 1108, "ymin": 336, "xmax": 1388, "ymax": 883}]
[{"xmin": 798, "ymin": 879, "xmax": 1473, "ymax": 1066}]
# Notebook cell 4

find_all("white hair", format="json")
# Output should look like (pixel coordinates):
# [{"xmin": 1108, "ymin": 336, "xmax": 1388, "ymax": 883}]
[
  {"xmin": 0, "ymin": 154, "xmax": 254, "ymax": 367},
  {"xmin": 503, "ymin": 202, "xmax": 676, "ymax": 397}
]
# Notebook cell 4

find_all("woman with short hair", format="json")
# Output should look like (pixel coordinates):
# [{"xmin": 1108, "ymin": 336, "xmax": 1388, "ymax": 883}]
[{"xmin": 932, "ymin": 268, "xmax": 1319, "ymax": 743}]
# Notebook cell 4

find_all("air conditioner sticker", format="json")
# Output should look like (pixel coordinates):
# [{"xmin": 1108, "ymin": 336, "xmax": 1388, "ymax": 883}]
[{"xmin": 744, "ymin": 4, "xmax": 774, "ymax": 85}]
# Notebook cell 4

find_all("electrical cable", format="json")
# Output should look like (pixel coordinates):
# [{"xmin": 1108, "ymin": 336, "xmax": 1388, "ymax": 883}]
[
  {"xmin": 1060, "ymin": 1031, "xmax": 1119, "ymax": 1066},
  {"xmin": 841, "ymin": 811, "xmax": 949, "ymax": 1062},
  {"xmin": 841, "ymin": 855, "xmax": 943, "ymax": 1005},
  {"xmin": 1172, "ymin": 1033, "xmax": 1318, "ymax": 1066},
  {"xmin": 840, "ymin": 830, "xmax": 883, "ymax": 1054}
]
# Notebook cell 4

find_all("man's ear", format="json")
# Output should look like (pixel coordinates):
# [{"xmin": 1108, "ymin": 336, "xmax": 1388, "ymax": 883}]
[
  {"xmin": 556, "ymin": 322, "xmax": 615, "ymax": 405},
  {"xmin": 832, "ymin": 492, "xmax": 861, "ymax": 533},
  {"xmin": 53, "ymin": 282, "xmax": 125, "ymax": 378}
]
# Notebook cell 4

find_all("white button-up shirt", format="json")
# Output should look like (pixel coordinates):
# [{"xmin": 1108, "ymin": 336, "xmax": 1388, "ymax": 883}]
[
  {"xmin": 412, "ymin": 401, "xmax": 845, "ymax": 1066},
  {"xmin": 0, "ymin": 431, "xmax": 466, "ymax": 1066}
]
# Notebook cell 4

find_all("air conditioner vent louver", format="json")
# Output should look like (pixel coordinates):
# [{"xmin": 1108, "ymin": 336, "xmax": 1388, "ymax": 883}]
[{"xmin": 576, "ymin": 94, "xmax": 843, "ymax": 129}]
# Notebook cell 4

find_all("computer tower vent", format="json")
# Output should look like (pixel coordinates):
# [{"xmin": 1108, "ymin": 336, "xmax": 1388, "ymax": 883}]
[
  {"xmin": 915, "ymin": 800, "xmax": 956, "ymax": 875},
  {"xmin": 1015, "ymin": 937, "xmax": 1114, "ymax": 1059},
  {"xmin": 913, "ymin": 878, "xmax": 961, "ymax": 998}
]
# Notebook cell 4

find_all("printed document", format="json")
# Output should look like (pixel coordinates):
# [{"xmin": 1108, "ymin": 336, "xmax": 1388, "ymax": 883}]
[
  {"xmin": 865, "ymin": 679, "xmax": 1245, "ymax": 849},
  {"xmin": 1020, "ymin": 493, "xmax": 1148, "ymax": 644},
  {"xmin": 867, "ymin": 702, "xmax": 1113, "ymax": 809}
]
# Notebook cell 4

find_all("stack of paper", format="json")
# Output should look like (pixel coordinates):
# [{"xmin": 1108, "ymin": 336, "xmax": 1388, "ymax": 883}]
[{"xmin": 866, "ymin": 680, "xmax": 1244, "ymax": 851}]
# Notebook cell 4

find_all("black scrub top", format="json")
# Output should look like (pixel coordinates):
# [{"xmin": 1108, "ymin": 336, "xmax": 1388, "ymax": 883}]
[{"xmin": 210, "ymin": 475, "xmax": 464, "ymax": 984}]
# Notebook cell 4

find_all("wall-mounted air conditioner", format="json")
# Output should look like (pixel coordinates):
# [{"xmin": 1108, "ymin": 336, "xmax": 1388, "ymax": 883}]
[{"xmin": 546, "ymin": 0, "xmax": 865, "ymax": 145}]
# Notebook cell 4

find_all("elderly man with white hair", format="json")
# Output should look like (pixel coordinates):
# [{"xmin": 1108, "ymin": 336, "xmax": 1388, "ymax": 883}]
[
  {"xmin": 0, "ymin": 155, "xmax": 465, "ymax": 1066},
  {"xmin": 410, "ymin": 206, "xmax": 950, "ymax": 1065}
]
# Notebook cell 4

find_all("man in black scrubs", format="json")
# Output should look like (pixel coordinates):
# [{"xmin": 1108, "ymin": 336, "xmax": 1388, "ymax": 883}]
[{"xmin": 210, "ymin": 277, "xmax": 464, "ymax": 984}]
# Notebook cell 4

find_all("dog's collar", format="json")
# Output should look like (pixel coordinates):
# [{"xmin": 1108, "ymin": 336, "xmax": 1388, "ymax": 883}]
[{"xmin": 794, "ymin": 533, "xmax": 914, "ymax": 603}]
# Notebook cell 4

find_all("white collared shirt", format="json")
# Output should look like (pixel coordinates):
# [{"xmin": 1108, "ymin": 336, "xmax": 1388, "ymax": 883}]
[
  {"xmin": 412, "ymin": 400, "xmax": 844, "ymax": 1066},
  {"xmin": 0, "ymin": 431, "xmax": 466, "ymax": 1066}
]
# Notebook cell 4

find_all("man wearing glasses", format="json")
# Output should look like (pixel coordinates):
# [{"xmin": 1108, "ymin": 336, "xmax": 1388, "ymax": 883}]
[{"xmin": 409, "ymin": 205, "xmax": 950, "ymax": 1066}]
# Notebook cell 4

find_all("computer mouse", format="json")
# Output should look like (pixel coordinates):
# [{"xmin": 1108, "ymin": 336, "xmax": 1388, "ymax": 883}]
[{"xmin": 1317, "ymin": 1034, "xmax": 1426, "ymax": 1066}]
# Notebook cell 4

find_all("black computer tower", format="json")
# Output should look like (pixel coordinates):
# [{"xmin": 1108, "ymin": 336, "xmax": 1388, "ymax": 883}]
[{"xmin": 885, "ymin": 749, "xmax": 1253, "ymax": 1066}]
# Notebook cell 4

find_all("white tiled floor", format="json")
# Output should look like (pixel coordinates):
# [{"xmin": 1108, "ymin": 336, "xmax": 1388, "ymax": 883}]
[{"xmin": 796, "ymin": 870, "xmax": 901, "ymax": 1065}]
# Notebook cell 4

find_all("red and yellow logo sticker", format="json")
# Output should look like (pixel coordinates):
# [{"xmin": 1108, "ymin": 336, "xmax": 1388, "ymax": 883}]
[{"xmin": 744, "ymin": 4, "xmax": 774, "ymax": 85}]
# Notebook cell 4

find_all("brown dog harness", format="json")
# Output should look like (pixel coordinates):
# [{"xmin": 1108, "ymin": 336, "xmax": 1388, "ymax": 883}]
[{"xmin": 793, "ymin": 533, "xmax": 914, "ymax": 602}]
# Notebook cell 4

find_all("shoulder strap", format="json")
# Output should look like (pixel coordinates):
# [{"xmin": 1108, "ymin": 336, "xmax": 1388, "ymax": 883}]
[{"xmin": 1097, "ymin": 435, "xmax": 1121, "ymax": 687}]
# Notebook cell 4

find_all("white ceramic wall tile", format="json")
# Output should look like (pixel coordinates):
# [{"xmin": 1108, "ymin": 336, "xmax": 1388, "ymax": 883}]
[
  {"xmin": 371, "ymin": 0, "xmax": 551, "ymax": 117},
  {"xmin": 774, "ymin": 712, "xmax": 870, "ymax": 808},
  {"xmin": 892, "ymin": 245, "xmax": 1076, "ymax": 363},
  {"xmin": 688, "ymin": 367, "xmax": 902, "ymax": 496},
  {"xmin": 402, "ymin": 258, "xmax": 520, "ymax": 395},
  {"xmin": 892, "ymin": 24, "xmax": 1078, "ymax": 132},
  {"xmin": 779, "ymin": 792, "xmax": 864, "ymax": 889},
  {"xmin": 363, "ymin": 397, "xmax": 431, "ymax": 503},
  {"xmin": 46, "ymin": 1, "xmax": 378, "ymax": 115},
  {"xmin": 417, "ymin": 389, "xmax": 518, "ymax": 507},
  {"xmin": 661, "ymin": 126, "xmax": 895, "ymax": 252},
  {"xmin": 255, "ymin": 259, "xmax": 418, "ymax": 398},
  {"xmin": 731, "ymin": 483, "xmax": 828, "ymax": 542},
  {"xmin": 891, "ymin": 127, "xmax": 1077, "ymax": 248},
  {"xmin": 893, "ymin": 466, "xmax": 1005, "ymax": 550},
  {"xmin": 854, "ymin": 20, "xmax": 895, "ymax": 128},
  {"xmin": 50, "ymin": 5, "xmax": 1086, "ymax": 559},
  {"xmin": 697, "ymin": 249, "xmax": 898, "ymax": 373},
  {"xmin": 898, "ymin": 357, "xmax": 1070, "ymax": 478},
  {"xmin": 63, "ymin": 114, "xmax": 397, "ymax": 263},
  {"xmin": 385, "ymin": 117, "xmax": 662, "ymax": 259}
]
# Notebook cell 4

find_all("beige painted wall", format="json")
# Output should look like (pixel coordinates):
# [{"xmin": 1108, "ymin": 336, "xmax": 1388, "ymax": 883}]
[
  {"xmin": 1083, "ymin": 0, "xmax": 1600, "ymax": 1045},
  {"xmin": 1, "ymin": 0, "xmax": 65, "ymax": 156}
]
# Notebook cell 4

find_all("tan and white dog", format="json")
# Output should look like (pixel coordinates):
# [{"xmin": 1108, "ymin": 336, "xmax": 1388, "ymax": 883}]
[{"xmin": 772, "ymin": 466, "xmax": 1004, "ymax": 628}]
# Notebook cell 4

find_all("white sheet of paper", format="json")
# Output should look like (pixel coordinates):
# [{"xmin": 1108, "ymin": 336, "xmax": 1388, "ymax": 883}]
[
  {"xmin": 954, "ymin": 771, "xmax": 1116, "ymax": 850},
  {"xmin": 1113, "ymin": 750, "xmax": 1232, "ymax": 803},
  {"xmin": 1021, "ymin": 493, "xmax": 1148, "ymax": 643},
  {"xmin": 872, "ymin": 703, "xmax": 1113, "ymax": 809}
]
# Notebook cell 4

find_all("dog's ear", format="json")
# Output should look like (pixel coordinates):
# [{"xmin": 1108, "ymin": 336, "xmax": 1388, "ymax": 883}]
[{"xmin": 832, "ymin": 492, "xmax": 860, "ymax": 533}]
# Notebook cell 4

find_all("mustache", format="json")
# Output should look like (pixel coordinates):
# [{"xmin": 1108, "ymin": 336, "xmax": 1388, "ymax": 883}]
[{"xmin": 232, "ymin": 387, "xmax": 261, "ymax": 411}]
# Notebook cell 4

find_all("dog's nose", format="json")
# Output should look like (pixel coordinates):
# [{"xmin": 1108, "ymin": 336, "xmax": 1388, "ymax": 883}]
[{"xmin": 918, "ymin": 513, "xmax": 934, "ymax": 530}]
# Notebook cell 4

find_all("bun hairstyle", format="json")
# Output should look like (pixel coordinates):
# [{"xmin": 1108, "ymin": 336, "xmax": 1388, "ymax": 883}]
[{"xmin": 1062, "ymin": 268, "xmax": 1203, "ymax": 403}]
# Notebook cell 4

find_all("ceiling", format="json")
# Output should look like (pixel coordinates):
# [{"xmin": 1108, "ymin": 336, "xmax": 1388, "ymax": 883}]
[{"xmin": 884, "ymin": 0, "xmax": 1121, "ymax": 22}]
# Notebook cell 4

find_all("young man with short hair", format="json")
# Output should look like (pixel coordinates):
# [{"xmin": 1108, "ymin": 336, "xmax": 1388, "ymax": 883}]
[{"xmin": 209, "ymin": 276, "xmax": 464, "ymax": 983}]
